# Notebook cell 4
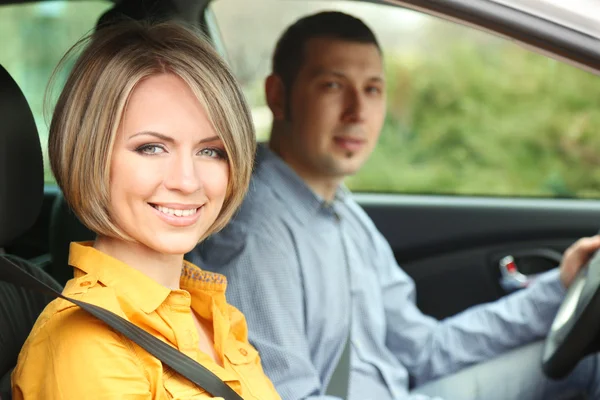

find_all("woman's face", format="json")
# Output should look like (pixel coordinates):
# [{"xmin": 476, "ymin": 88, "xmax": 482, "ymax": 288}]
[{"xmin": 108, "ymin": 73, "xmax": 229, "ymax": 255}]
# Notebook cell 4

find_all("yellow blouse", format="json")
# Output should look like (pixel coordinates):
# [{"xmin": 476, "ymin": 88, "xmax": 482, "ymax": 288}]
[{"xmin": 12, "ymin": 242, "xmax": 281, "ymax": 400}]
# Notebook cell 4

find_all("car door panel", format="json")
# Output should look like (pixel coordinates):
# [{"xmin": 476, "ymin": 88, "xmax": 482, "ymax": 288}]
[{"xmin": 359, "ymin": 195, "xmax": 600, "ymax": 319}]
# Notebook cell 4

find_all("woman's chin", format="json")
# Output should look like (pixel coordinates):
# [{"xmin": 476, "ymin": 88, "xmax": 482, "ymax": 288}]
[{"xmin": 143, "ymin": 236, "xmax": 200, "ymax": 257}]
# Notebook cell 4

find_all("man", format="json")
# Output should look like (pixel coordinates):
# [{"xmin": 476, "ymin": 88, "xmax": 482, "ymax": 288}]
[{"xmin": 190, "ymin": 11, "xmax": 600, "ymax": 400}]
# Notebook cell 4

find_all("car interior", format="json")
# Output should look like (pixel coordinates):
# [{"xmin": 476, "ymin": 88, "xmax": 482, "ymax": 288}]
[
  {"xmin": 0, "ymin": 62, "xmax": 63, "ymax": 398},
  {"xmin": 1, "ymin": 0, "xmax": 600, "ymax": 398}
]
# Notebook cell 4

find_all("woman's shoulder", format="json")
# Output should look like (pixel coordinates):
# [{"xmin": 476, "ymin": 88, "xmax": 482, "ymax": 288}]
[
  {"xmin": 12, "ymin": 278, "xmax": 144, "ymax": 390},
  {"xmin": 24, "ymin": 274, "xmax": 127, "ymax": 351},
  {"xmin": 32, "ymin": 288, "xmax": 124, "ymax": 344},
  {"xmin": 12, "ymin": 289, "xmax": 150, "ymax": 399}
]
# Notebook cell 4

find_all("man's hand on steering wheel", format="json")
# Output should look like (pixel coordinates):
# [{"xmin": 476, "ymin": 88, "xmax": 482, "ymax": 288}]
[
  {"xmin": 560, "ymin": 235, "xmax": 600, "ymax": 289},
  {"xmin": 544, "ymin": 233, "xmax": 600, "ymax": 379}
]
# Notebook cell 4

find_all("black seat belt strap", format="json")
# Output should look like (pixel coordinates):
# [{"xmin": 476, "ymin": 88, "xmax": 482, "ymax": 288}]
[{"xmin": 0, "ymin": 256, "xmax": 244, "ymax": 400}]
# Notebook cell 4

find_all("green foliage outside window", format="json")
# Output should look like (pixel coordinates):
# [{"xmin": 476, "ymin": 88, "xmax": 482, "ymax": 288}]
[
  {"xmin": 0, "ymin": 1, "xmax": 112, "ymax": 183},
  {"xmin": 347, "ymin": 41, "xmax": 600, "ymax": 198}
]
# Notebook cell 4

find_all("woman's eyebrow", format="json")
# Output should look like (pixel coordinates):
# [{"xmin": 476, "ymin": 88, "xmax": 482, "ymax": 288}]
[
  {"xmin": 129, "ymin": 131, "xmax": 174, "ymax": 143},
  {"xmin": 128, "ymin": 132, "xmax": 221, "ymax": 145},
  {"xmin": 198, "ymin": 135, "xmax": 221, "ymax": 144}
]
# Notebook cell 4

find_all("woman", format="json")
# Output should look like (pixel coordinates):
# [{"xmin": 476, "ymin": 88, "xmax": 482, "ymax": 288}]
[{"xmin": 12, "ymin": 21, "xmax": 280, "ymax": 400}]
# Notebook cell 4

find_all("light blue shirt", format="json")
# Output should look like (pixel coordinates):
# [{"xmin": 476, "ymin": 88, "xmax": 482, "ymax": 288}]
[{"xmin": 190, "ymin": 144, "xmax": 566, "ymax": 400}]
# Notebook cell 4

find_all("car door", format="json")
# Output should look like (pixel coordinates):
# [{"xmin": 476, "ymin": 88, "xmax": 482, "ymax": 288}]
[{"xmin": 205, "ymin": 0, "xmax": 600, "ymax": 319}]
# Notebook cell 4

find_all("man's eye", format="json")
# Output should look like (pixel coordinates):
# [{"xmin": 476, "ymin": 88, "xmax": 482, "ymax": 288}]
[
  {"xmin": 324, "ymin": 81, "xmax": 341, "ymax": 89},
  {"xmin": 135, "ymin": 144, "xmax": 165, "ymax": 155},
  {"xmin": 366, "ymin": 86, "xmax": 382, "ymax": 95}
]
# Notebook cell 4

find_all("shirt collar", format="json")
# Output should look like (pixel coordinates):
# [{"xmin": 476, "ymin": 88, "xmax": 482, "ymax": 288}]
[
  {"xmin": 254, "ymin": 143, "xmax": 348, "ymax": 222},
  {"xmin": 69, "ymin": 242, "xmax": 172, "ymax": 314},
  {"xmin": 180, "ymin": 261, "xmax": 228, "ymax": 293}
]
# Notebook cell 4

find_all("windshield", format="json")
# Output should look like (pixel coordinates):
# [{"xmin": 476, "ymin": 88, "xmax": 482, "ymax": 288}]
[{"xmin": 490, "ymin": 0, "xmax": 600, "ymax": 39}]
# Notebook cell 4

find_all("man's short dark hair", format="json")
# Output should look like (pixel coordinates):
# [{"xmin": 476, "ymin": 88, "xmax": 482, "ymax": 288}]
[{"xmin": 272, "ymin": 11, "xmax": 381, "ymax": 91}]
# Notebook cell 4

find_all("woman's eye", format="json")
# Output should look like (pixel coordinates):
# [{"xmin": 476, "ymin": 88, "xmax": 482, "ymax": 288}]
[
  {"xmin": 199, "ymin": 147, "xmax": 227, "ymax": 159},
  {"xmin": 135, "ymin": 144, "xmax": 165, "ymax": 155}
]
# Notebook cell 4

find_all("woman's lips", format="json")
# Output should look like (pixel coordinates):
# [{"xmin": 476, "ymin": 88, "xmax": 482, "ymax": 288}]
[{"xmin": 149, "ymin": 203, "xmax": 203, "ymax": 227}]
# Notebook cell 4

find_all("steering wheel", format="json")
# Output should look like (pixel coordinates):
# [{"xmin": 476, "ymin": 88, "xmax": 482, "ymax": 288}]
[{"xmin": 543, "ymin": 250, "xmax": 600, "ymax": 379}]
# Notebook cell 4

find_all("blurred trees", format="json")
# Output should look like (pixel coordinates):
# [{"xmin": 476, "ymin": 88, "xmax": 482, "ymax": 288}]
[
  {"xmin": 0, "ymin": 1, "xmax": 111, "ymax": 182},
  {"xmin": 349, "ymin": 38, "xmax": 600, "ymax": 197}
]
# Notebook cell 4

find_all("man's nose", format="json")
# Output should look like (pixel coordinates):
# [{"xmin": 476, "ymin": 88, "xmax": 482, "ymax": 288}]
[{"xmin": 342, "ymin": 88, "xmax": 366, "ymax": 123}]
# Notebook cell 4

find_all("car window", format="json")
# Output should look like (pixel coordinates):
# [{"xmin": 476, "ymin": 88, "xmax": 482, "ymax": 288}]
[
  {"xmin": 209, "ymin": 0, "xmax": 600, "ymax": 198},
  {"xmin": 0, "ymin": 1, "xmax": 112, "ymax": 184}
]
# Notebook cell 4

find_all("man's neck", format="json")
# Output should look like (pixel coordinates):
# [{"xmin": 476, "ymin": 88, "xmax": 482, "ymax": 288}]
[
  {"xmin": 267, "ymin": 139, "xmax": 341, "ymax": 202},
  {"xmin": 300, "ymin": 173, "xmax": 340, "ymax": 202}
]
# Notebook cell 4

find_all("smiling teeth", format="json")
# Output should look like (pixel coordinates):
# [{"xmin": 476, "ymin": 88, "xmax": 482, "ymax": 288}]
[{"xmin": 155, "ymin": 205, "xmax": 197, "ymax": 217}]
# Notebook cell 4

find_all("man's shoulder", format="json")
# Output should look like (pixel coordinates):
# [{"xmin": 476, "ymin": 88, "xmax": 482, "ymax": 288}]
[
  {"xmin": 193, "ymin": 171, "xmax": 300, "ymax": 268},
  {"xmin": 227, "ymin": 173, "xmax": 297, "ymax": 234}
]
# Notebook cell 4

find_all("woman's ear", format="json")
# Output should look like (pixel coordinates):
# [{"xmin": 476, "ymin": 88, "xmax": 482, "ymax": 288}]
[{"xmin": 265, "ymin": 74, "xmax": 286, "ymax": 121}]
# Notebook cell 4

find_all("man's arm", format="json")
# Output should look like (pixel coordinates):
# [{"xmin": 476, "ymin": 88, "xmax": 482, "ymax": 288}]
[
  {"xmin": 401, "ymin": 268, "xmax": 564, "ymax": 386},
  {"xmin": 379, "ymin": 231, "xmax": 600, "ymax": 387}
]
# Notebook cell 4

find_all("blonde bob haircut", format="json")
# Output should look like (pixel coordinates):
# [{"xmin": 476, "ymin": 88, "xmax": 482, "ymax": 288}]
[{"xmin": 48, "ymin": 20, "xmax": 256, "ymax": 242}]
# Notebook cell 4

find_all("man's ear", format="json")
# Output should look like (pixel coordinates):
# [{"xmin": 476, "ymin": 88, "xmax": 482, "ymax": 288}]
[{"xmin": 265, "ymin": 74, "xmax": 286, "ymax": 121}]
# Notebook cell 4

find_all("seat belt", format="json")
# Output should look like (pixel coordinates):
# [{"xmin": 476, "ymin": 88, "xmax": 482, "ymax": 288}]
[
  {"xmin": 325, "ymin": 332, "xmax": 351, "ymax": 398},
  {"xmin": 0, "ymin": 256, "xmax": 243, "ymax": 400},
  {"xmin": 325, "ymin": 218, "xmax": 352, "ymax": 399}
]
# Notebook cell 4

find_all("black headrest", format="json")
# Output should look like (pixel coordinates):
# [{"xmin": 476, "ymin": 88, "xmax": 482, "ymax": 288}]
[
  {"xmin": 0, "ymin": 65, "xmax": 43, "ymax": 247},
  {"xmin": 48, "ymin": 192, "xmax": 96, "ymax": 285},
  {"xmin": 97, "ymin": 0, "xmax": 180, "ymax": 29}
]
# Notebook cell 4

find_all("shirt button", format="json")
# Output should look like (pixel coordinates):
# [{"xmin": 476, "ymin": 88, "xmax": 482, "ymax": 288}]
[
  {"xmin": 168, "ymin": 292, "xmax": 191, "ymax": 307},
  {"xmin": 239, "ymin": 348, "xmax": 248, "ymax": 356},
  {"xmin": 80, "ymin": 281, "xmax": 91, "ymax": 287}
]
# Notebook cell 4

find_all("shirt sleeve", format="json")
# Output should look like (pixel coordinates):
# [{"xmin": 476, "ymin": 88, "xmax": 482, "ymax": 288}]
[
  {"xmin": 12, "ymin": 307, "xmax": 153, "ymax": 400},
  {"xmin": 375, "ymin": 229, "xmax": 566, "ymax": 386}
]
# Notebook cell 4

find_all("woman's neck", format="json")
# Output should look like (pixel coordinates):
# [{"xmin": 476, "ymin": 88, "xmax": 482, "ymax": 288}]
[{"xmin": 93, "ymin": 235, "xmax": 183, "ymax": 290}]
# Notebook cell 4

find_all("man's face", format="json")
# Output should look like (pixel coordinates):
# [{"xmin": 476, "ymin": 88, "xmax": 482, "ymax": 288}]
[{"xmin": 277, "ymin": 37, "xmax": 386, "ymax": 183}]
